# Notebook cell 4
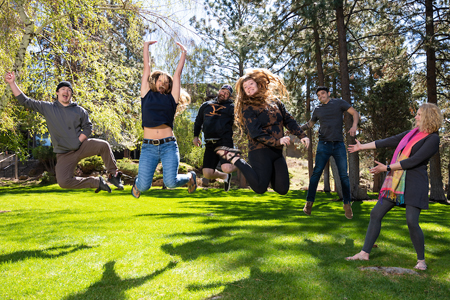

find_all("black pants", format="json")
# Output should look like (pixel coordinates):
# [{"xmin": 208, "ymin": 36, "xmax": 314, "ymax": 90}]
[
  {"xmin": 235, "ymin": 148, "xmax": 289, "ymax": 195},
  {"xmin": 362, "ymin": 199, "xmax": 425, "ymax": 260},
  {"xmin": 203, "ymin": 141, "xmax": 233, "ymax": 170}
]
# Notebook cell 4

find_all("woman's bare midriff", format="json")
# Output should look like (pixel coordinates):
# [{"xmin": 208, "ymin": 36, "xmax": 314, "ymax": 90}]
[{"xmin": 143, "ymin": 124, "xmax": 174, "ymax": 140}]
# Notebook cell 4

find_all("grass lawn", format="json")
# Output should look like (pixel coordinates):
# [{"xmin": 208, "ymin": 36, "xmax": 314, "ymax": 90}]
[{"xmin": 1, "ymin": 183, "xmax": 450, "ymax": 299}]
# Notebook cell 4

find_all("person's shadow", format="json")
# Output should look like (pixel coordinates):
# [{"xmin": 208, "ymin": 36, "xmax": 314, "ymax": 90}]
[{"xmin": 64, "ymin": 260, "xmax": 177, "ymax": 299}]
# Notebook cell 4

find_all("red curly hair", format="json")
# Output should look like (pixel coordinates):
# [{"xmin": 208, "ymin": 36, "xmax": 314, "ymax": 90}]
[{"xmin": 234, "ymin": 68, "xmax": 289, "ymax": 136}]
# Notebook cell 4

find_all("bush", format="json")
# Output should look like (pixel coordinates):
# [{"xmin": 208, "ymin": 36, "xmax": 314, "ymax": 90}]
[
  {"xmin": 184, "ymin": 146, "xmax": 204, "ymax": 169},
  {"xmin": 173, "ymin": 109, "xmax": 198, "ymax": 164},
  {"xmin": 117, "ymin": 158, "xmax": 139, "ymax": 177},
  {"xmin": 40, "ymin": 171, "xmax": 56, "ymax": 185},
  {"xmin": 178, "ymin": 163, "xmax": 188, "ymax": 174},
  {"xmin": 78, "ymin": 156, "xmax": 105, "ymax": 174}
]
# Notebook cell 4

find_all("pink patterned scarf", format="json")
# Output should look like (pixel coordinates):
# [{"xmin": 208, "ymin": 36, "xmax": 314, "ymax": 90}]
[{"xmin": 379, "ymin": 128, "xmax": 429, "ymax": 205}]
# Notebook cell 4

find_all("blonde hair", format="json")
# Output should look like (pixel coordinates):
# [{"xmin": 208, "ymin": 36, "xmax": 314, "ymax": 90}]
[
  {"xmin": 148, "ymin": 70, "xmax": 173, "ymax": 94},
  {"xmin": 148, "ymin": 70, "xmax": 190, "ymax": 117},
  {"xmin": 176, "ymin": 88, "xmax": 191, "ymax": 117},
  {"xmin": 235, "ymin": 68, "xmax": 288, "ymax": 135},
  {"xmin": 418, "ymin": 103, "xmax": 442, "ymax": 133}
]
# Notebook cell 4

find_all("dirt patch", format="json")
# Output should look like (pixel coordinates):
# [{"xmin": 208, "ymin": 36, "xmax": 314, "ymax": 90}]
[{"xmin": 359, "ymin": 266, "xmax": 420, "ymax": 275}]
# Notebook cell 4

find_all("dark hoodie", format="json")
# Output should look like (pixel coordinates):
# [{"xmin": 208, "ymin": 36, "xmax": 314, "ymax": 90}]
[{"xmin": 193, "ymin": 98, "xmax": 234, "ymax": 143}]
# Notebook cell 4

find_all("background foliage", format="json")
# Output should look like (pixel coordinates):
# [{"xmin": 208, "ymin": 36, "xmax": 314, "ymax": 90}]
[{"xmin": 1, "ymin": 0, "xmax": 449, "ymax": 194}]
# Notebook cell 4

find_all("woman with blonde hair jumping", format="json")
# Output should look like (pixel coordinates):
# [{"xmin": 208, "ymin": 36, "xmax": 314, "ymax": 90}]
[{"xmin": 132, "ymin": 40, "xmax": 196, "ymax": 198}]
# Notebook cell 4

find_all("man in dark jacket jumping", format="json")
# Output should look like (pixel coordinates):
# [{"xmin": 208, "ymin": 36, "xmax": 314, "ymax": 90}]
[{"xmin": 193, "ymin": 84, "xmax": 237, "ymax": 191}]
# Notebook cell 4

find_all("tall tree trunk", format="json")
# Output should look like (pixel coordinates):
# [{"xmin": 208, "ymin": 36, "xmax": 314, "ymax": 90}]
[
  {"xmin": 335, "ymin": 1, "xmax": 362, "ymax": 200},
  {"xmin": 0, "ymin": 2, "xmax": 35, "ymax": 112},
  {"xmin": 425, "ymin": 0, "xmax": 446, "ymax": 201},
  {"xmin": 447, "ymin": 161, "xmax": 450, "ymax": 201},
  {"xmin": 323, "ymin": 161, "xmax": 331, "ymax": 192},
  {"xmin": 330, "ymin": 157, "xmax": 343, "ymax": 199},
  {"xmin": 313, "ymin": 22, "xmax": 325, "ymax": 85},
  {"xmin": 306, "ymin": 75, "xmax": 313, "ymax": 178},
  {"xmin": 313, "ymin": 22, "xmax": 331, "ymax": 192}
]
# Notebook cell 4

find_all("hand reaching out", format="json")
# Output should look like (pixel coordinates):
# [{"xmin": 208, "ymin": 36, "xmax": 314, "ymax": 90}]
[
  {"xmin": 370, "ymin": 161, "xmax": 387, "ymax": 175},
  {"xmin": 348, "ymin": 139, "xmax": 362, "ymax": 153}
]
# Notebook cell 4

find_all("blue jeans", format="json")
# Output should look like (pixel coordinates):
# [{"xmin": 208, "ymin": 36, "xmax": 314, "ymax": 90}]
[
  {"xmin": 135, "ymin": 140, "xmax": 190, "ymax": 192},
  {"xmin": 306, "ymin": 141, "xmax": 351, "ymax": 204}
]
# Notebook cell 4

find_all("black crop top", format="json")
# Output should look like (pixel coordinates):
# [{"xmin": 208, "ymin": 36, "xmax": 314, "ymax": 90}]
[{"xmin": 141, "ymin": 90, "xmax": 178, "ymax": 129}]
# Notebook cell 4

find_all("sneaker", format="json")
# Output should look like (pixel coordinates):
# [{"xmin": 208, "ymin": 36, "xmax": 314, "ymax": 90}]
[
  {"xmin": 95, "ymin": 176, "xmax": 111, "ymax": 193},
  {"xmin": 224, "ymin": 173, "xmax": 232, "ymax": 192},
  {"xmin": 108, "ymin": 171, "xmax": 124, "ymax": 190},
  {"xmin": 344, "ymin": 203, "xmax": 353, "ymax": 219},
  {"xmin": 303, "ymin": 201, "xmax": 313, "ymax": 216}
]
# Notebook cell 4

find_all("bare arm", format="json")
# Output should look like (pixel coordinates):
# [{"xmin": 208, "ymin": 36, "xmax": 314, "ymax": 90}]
[
  {"xmin": 141, "ymin": 41, "xmax": 157, "ymax": 98},
  {"xmin": 171, "ymin": 42, "xmax": 187, "ymax": 103},
  {"xmin": 4, "ymin": 72, "xmax": 23, "ymax": 97},
  {"xmin": 347, "ymin": 106, "xmax": 359, "ymax": 137},
  {"xmin": 348, "ymin": 139, "xmax": 376, "ymax": 153},
  {"xmin": 300, "ymin": 120, "xmax": 316, "ymax": 131}
]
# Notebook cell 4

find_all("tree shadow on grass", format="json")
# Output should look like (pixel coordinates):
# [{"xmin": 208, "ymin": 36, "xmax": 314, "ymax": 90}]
[
  {"xmin": 157, "ymin": 191, "xmax": 450, "ymax": 299},
  {"xmin": 161, "ymin": 225, "xmax": 269, "ymax": 261},
  {"xmin": 0, "ymin": 244, "xmax": 96, "ymax": 264},
  {"xmin": 64, "ymin": 260, "xmax": 177, "ymax": 300},
  {"xmin": 188, "ymin": 266, "xmax": 309, "ymax": 300}
]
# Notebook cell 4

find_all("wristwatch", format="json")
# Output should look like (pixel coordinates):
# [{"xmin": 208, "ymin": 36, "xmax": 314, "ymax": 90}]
[{"xmin": 386, "ymin": 165, "xmax": 391, "ymax": 172}]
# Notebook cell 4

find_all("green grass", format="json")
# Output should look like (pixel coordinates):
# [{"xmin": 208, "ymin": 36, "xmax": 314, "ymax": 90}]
[{"xmin": 1, "ymin": 184, "xmax": 450, "ymax": 299}]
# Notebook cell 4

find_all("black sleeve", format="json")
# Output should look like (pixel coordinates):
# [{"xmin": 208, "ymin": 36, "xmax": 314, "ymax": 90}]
[
  {"xmin": 375, "ymin": 131, "xmax": 409, "ymax": 149},
  {"xmin": 400, "ymin": 134, "xmax": 440, "ymax": 170},
  {"xmin": 278, "ymin": 101, "xmax": 307, "ymax": 139},
  {"xmin": 193, "ymin": 102, "xmax": 207, "ymax": 137}
]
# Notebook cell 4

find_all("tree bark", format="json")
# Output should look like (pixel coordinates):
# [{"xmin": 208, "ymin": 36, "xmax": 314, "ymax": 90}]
[
  {"xmin": 313, "ymin": 21, "xmax": 332, "ymax": 192},
  {"xmin": 0, "ymin": 2, "xmax": 34, "ymax": 112},
  {"xmin": 15, "ymin": 154, "xmax": 18, "ymax": 181},
  {"xmin": 323, "ymin": 161, "xmax": 331, "ymax": 192},
  {"xmin": 313, "ymin": 22, "xmax": 325, "ymax": 86},
  {"xmin": 335, "ymin": 1, "xmax": 361, "ymax": 200},
  {"xmin": 425, "ymin": 0, "xmax": 446, "ymax": 201},
  {"xmin": 447, "ymin": 161, "xmax": 450, "ymax": 201},
  {"xmin": 330, "ymin": 157, "xmax": 343, "ymax": 199},
  {"xmin": 306, "ymin": 75, "xmax": 313, "ymax": 178}
]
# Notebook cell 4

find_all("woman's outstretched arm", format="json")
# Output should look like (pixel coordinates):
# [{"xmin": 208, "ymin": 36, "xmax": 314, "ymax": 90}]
[
  {"xmin": 171, "ymin": 42, "xmax": 187, "ymax": 103},
  {"xmin": 141, "ymin": 41, "xmax": 157, "ymax": 98}
]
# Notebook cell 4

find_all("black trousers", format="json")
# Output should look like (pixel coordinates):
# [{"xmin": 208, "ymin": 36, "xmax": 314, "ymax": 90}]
[
  {"xmin": 235, "ymin": 148, "xmax": 289, "ymax": 195},
  {"xmin": 362, "ymin": 199, "xmax": 425, "ymax": 260}
]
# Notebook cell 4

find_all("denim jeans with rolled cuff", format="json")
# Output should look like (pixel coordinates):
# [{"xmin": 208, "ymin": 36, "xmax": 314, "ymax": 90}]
[
  {"xmin": 135, "ymin": 140, "xmax": 190, "ymax": 192},
  {"xmin": 306, "ymin": 141, "xmax": 351, "ymax": 204}
]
